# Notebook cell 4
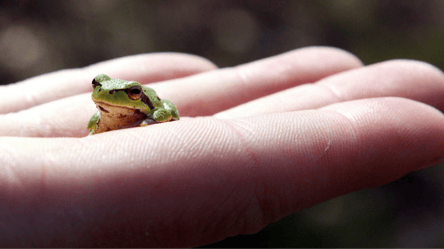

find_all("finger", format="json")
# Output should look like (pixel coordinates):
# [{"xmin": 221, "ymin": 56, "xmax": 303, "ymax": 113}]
[
  {"xmin": 0, "ymin": 53, "xmax": 217, "ymax": 114},
  {"xmin": 215, "ymin": 60, "xmax": 444, "ymax": 118},
  {"xmin": 152, "ymin": 46, "xmax": 364, "ymax": 116},
  {"xmin": 1, "ymin": 97, "xmax": 443, "ymax": 247},
  {"xmin": 0, "ymin": 47, "xmax": 363, "ymax": 137}
]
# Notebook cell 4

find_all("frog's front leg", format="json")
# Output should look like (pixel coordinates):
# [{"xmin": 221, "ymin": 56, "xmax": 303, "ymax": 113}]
[
  {"xmin": 140, "ymin": 107, "xmax": 172, "ymax": 127},
  {"xmin": 87, "ymin": 111, "xmax": 100, "ymax": 135},
  {"xmin": 153, "ymin": 108, "xmax": 172, "ymax": 122},
  {"xmin": 161, "ymin": 99, "xmax": 180, "ymax": 121}
]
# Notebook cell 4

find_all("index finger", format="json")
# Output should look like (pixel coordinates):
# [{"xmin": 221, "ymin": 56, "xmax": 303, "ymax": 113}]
[{"xmin": 0, "ymin": 53, "xmax": 217, "ymax": 113}]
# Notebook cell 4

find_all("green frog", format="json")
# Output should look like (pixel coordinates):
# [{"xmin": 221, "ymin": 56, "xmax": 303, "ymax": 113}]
[{"xmin": 87, "ymin": 74, "xmax": 179, "ymax": 135}]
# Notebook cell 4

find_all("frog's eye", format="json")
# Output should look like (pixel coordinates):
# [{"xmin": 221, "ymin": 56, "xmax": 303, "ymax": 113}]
[
  {"xmin": 92, "ymin": 79, "xmax": 102, "ymax": 89},
  {"xmin": 127, "ymin": 85, "xmax": 142, "ymax": 100}
]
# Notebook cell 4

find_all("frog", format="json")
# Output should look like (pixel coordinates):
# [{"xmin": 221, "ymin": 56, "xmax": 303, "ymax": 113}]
[{"xmin": 87, "ymin": 74, "xmax": 179, "ymax": 135}]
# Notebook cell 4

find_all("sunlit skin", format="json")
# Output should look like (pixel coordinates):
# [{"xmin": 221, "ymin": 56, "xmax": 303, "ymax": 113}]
[{"xmin": 0, "ymin": 47, "xmax": 443, "ymax": 247}]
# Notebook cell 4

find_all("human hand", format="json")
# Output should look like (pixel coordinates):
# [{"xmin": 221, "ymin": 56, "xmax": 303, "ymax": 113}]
[{"xmin": 1, "ymin": 47, "xmax": 443, "ymax": 247}]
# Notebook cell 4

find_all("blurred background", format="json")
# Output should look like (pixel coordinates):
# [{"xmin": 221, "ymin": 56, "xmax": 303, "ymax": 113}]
[{"xmin": 1, "ymin": 0, "xmax": 444, "ymax": 247}]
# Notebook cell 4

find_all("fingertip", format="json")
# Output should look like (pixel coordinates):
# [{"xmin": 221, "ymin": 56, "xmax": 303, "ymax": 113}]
[
  {"xmin": 149, "ymin": 52, "xmax": 219, "ymax": 71},
  {"xmin": 370, "ymin": 59, "xmax": 444, "ymax": 82},
  {"xmin": 373, "ymin": 58, "xmax": 444, "ymax": 74},
  {"xmin": 85, "ymin": 52, "xmax": 218, "ymax": 83},
  {"xmin": 369, "ymin": 59, "xmax": 444, "ymax": 112},
  {"xmin": 163, "ymin": 52, "xmax": 219, "ymax": 70},
  {"xmin": 321, "ymin": 97, "xmax": 444, "ymax": 177},
  {"xmin": 294, "ymin": 46, "xmax": 364, "ymax": 69}
]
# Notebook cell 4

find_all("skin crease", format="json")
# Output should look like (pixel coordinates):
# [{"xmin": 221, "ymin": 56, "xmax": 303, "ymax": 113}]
[{"xmin": 0, "ymin": 47, "xmax": 444, "ymax": 247}]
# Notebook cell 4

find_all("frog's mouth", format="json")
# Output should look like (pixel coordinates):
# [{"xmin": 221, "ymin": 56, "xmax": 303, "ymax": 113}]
[
  {"xmin": 97, "ymin": 104, "xmax": 109, "ymax": 113},
  {"xmin": 94, "ymin": 101, "xmax": 142, "ymax": 115}
]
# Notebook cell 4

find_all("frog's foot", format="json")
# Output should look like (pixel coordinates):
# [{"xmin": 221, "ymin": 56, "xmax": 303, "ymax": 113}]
[
  {"xmin": 140, "ymin": 118, "xmax": 157, "ymax": 126},
  {"xmin": 152, "ymin": 109, "xmax": 173, "ymax": 123}
]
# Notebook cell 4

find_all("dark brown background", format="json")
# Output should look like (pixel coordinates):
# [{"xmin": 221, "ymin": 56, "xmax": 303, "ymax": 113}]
[{"xmin": 1, "ymin": 0, "xmax": 444, "ymax": 247}]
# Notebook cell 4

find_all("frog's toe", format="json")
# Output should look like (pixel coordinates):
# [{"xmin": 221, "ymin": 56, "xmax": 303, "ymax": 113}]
[
  {"xmin": 153, "ymin": 109, "xmax": 173, "ymax": 123},
  {"xmin": 172, "ymin": 110, "xmax": 180, "ymax": 120},
  {"xmin": 141, "ymin": 118, "xmax": 157, "ymax": 126}
]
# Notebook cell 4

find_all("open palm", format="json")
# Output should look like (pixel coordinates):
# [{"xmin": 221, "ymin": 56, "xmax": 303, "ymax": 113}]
[{"xmin": 1, "ymin": 47, "xmax": 443, "ymax": 247}]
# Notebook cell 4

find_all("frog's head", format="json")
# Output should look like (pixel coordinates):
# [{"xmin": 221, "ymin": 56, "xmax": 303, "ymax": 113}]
[{"xmin": 91, "ymin": 74, "xmax": 152, "ymax": 114}]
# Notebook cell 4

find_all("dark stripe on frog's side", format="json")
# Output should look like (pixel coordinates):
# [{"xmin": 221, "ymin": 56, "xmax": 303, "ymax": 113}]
[{"xmin": 140, "ymin": 92, "xmax": 155, "ymax": 110}]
